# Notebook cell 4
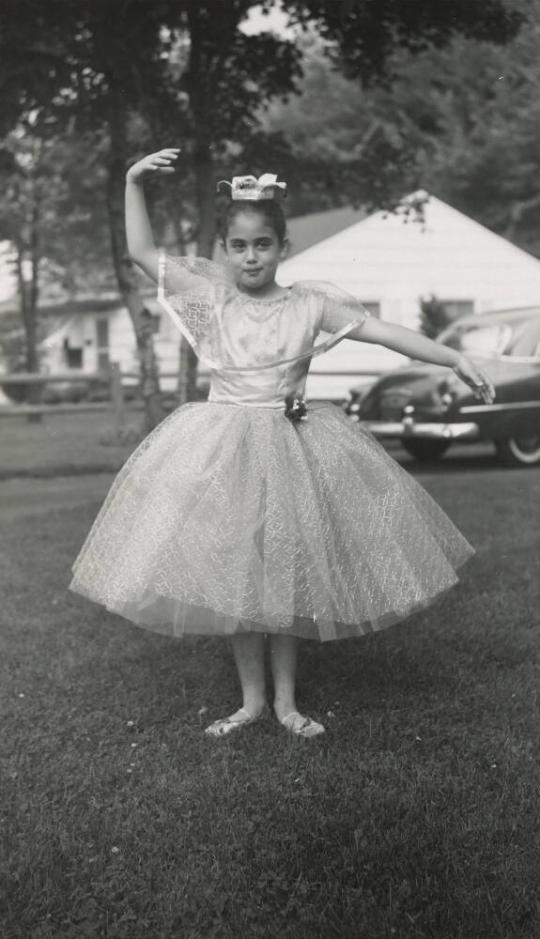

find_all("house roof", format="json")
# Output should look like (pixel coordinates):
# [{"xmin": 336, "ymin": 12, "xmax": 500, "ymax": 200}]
[
  {"xmin": 285, "ymin": 205, "xmax": 367, "ymax": 257},
  {"xmin": 279, "ymin": 191, "xmax": 540, "ymax": 306}
]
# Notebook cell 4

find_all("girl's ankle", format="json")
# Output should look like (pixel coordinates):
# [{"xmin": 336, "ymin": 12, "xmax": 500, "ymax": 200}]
[
  {"xmin": 273, "ymin": 701, "xmax": 297, "ymax": 721},
  {"xmin": 243, "ymin": 699, "xmax": 267, "ymax": 717}
]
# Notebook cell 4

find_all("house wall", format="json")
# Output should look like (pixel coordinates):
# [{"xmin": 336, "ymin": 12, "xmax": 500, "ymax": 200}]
[
  {"xmin": 41, "ymin": 312, "xmax": 124, "ymax": 376},
  {"xmin": 41, "ymin": 303, "xmax": 185, "ymax": 392},
  {"xmin": 279, "ymin": 194, "xmax": 540, "ymax": 399}
]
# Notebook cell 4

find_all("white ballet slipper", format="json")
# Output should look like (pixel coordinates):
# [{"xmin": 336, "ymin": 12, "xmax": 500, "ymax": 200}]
[
  {"xmin": 279, "ymin": 711, "xmax": 325, "ymax": 738},
  {"xmin": 204, "ymin": 706, "xmax": 267, "ymax": 738}
]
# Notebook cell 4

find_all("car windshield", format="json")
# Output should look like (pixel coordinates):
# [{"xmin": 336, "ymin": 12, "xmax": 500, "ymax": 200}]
[
  {"xmin": 505, "ymin": 319, "xmax": 540, "ymax": 356},
  {"xmin": 437, "ymin": 316, "xmax": 540, "ymax": 357}
]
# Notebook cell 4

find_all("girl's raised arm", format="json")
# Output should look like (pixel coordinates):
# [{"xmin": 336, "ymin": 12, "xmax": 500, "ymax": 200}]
[{"xmin": 125, "ymin": 148, "xmax": 180, "ymax": 283}]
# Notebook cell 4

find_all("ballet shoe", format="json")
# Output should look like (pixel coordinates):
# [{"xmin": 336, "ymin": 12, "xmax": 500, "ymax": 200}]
[
  {"xmin": 204, "ymin": 705, "xmax": 267, "ymax": 738},
  {"xmin": 279, "ymin": 710, "xmax": 325, "ymax": 738}
]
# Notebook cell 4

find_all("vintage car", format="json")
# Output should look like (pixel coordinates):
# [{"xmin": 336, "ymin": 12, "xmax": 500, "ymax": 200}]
[{"xmin": 342, "ymin": 306, "xmax": 540, "ymax": 467}]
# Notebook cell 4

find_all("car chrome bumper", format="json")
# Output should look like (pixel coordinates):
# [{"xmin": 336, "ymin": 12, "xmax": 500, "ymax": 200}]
[{"xmin": 360, "ymin": 418, "xmax": 480, "ymax": 440}]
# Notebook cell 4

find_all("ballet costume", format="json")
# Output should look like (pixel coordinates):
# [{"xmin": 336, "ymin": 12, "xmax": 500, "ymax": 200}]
[{"xmin": 68, "ymin": 251, "xmax": 475, "ymax": 649}]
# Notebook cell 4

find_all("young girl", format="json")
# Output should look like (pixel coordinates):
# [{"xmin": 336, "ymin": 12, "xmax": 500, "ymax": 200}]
[{"xmin": 69, "ymin": 148, "xmax": 495, "ymax": 739}]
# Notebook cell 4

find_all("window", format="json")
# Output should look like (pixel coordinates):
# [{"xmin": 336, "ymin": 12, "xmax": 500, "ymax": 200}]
[
  {"xmin": 96, "ymin": 317, "xmax": 110, "ymax": 371},
  {"xmin": 96, "ymin": 318, "xmax": 109, "ymax": 348},
  {"xmin": 63, "ymin": 338, "xmax": 83, "ymax": 368},
  {"xmin": 442, "ymin": 323, "xmax": 512, "ymax": 355},
  {"xmin": 506, "ymin": 318, "xmax": 540, "ymax": 356},
  {"xmin": 441, "ymin": 300, "xmax": 474, "ymax": 320}
]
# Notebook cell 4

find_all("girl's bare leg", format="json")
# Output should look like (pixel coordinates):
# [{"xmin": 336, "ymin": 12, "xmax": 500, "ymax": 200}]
[
  {"xmin": 230, "ymin": 632, "xmax": 267, "ymax": 716},
  {"xmin": 270, "ymin": 634, "xmax": 325, "ymax": 736},
  {"xmin": 204, "ymin": 632, "xmax": 267, "ymax": 735},
  {"xmin": 269, "ymin": 633, "xmax": 298, "ymax": 720}
]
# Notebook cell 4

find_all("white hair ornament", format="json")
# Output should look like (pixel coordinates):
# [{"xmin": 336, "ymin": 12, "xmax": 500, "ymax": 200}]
[{"xmin": 217, "ymin": 173, "xmax": 287, "ymax": 201}]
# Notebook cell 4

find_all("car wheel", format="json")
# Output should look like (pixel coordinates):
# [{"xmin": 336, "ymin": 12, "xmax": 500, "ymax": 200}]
[
  {"xmin": 494, "ymin": 434, "xmax": 540, "ymax": 467},
  {"xmin": 401, "ymin": 439, "xmax": 452, "ymax": 463}
]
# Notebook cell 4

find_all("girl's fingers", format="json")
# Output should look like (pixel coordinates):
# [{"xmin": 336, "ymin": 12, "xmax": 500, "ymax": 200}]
[
  {"xmin": 476, "ymin": 377, "xmax": 495, "ymax": 402},
  {"xmin": 479, "ymin": 374, "xmax": 495, "ymax": 397},
  {"xmin": 142, "ymin": 149, "xmax": 179, "ymax": 168},
  {"xmin": 463, "ymin": 364, "xmax": 495, "ymax": 402}
]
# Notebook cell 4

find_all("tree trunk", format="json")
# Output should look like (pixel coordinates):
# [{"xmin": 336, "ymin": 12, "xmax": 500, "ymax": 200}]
[
  {"xmin": 106, "ymin": 97, "xmax": 164, "ymax": 435},
  {"xmin": 16, "ymin": 234, "xmax": 42, "ymax": 421},
  {"xmin": 194, "ymin": 138, "xmax": 217, "ymax": 259},
  {"xmin": 174, "ymin": 1, "xmax": 222, "ymax": 408},
  {"xmin": 168, "ymin": 190, "xmax": 200, "ymax": 406},
  {"xmin": 176, "ymin": 342, "xmax": 199, "ymax": 405},
  {"xmin": 18, "ymin": 252, "xmax": 39, "ymax": 374},
  {"xmin": 174, "ymin": 138, "xmax": 215, "ymax": 407}
]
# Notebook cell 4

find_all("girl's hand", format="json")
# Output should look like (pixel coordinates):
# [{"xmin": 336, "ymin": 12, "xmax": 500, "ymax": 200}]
[
  {"xmin": 126, "ymin": 148, "xmax": 180, "ymax": 183},
  {"xmin": 452, "ymin": 354, "xmax": 496, "ymax": 404}
]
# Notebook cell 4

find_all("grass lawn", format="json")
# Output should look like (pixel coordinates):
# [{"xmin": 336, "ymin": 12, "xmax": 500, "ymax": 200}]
[
  {"xmin": 0, "ymin": 407, "xmax": 496, "ymax": 482},
  {"xmin": 1, "ymin": 461, "xmax": 540, "ymax": 936},
  {"xmin": 0, "ymin": 410, "xmax": 141, "ymax": 479}
]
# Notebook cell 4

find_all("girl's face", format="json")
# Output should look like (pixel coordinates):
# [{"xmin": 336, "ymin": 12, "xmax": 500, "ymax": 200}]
[{"xmin": 222, "ymin": 210, "xmax": 288, "ymax": 293}]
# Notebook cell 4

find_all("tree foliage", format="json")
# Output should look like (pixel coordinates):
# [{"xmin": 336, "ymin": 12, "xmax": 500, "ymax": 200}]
[
  {"xmin": 287, "ymin": 0, "xmax": 522, "ymax": 81},
  {"xmin": 419, "ymin": 295, "xmax": 455, "ymax": 340},
  {"xmin": 0, "ymin": 0, "xmax": 525, "ymax": 422},
  {"xmin": 360, "ymin": 2, "xmax": 540, "ymax": 256}
]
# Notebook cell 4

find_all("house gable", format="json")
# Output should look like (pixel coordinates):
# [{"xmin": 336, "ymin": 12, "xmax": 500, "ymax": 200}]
[{"xmin": 279, "ymin": 192, "xmax": 540, "ymax": 311}]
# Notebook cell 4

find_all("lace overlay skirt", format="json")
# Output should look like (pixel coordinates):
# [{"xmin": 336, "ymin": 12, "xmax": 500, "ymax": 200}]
[{"xmin": 69, "ymin": 402, "xmax": 475, "ymax": 642}]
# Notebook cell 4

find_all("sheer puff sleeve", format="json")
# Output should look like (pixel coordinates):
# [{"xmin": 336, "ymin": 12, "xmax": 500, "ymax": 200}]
[
  {"xmin": 156, "ymin": 253, "xmax": 371, "ymax": 372},
  {"xmin": 157, "ymin": 251, "xmax": 236, "ymax": 364},
  {"xmin": 293, "ymin": 280, "xmax": 371, "ymax": 354}
]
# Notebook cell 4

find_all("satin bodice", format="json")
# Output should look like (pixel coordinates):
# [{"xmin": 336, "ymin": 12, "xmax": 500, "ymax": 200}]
[
  {"xmin": 207, "ymin": 289, "xmax": 319, "ymax": 408},
  {"xmin": 157, "ymin": 253, "xmax": 372, "ymax": 406},
  {"xmin": 208, "ymin": 357, "xmax": 311, "ymax": 408}
]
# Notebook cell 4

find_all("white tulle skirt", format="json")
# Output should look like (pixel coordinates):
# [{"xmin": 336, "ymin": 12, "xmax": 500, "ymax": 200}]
[{"xmin": 69, "ymin": 401, "xmax": 475, "ymax": 642}]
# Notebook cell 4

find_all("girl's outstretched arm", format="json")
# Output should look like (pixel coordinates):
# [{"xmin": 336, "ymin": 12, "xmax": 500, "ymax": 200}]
[
  {"xmin": 125, "ymin": 148, "xmax": 180, "ymax": 282},
  {"xmin": 349, "ymin": 316, "xmax": 496, "ymax": 403}
]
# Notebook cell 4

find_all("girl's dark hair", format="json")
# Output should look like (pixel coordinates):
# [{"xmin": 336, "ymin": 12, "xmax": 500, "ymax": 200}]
[{"xmin": 217, "ymin": 199, "xmax": 287, "ymax": 246}]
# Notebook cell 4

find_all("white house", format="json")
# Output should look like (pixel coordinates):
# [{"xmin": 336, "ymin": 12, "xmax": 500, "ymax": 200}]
[
  {"xmin": 6, "ymin": 191, "xmax": 540, "ymax": 399},
  {"xmin": 277, "ymin": 191, "xmax": 540, "ymax": 399},
  {"xmin": 38, "ymin": 296, "xmax": 178, "ymax": 387}
]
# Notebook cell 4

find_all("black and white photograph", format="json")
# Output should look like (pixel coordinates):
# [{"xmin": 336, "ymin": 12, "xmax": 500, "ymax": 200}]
[{"xmin": 1, "ymin": 0, "xmax": 539, "ymax": 936}]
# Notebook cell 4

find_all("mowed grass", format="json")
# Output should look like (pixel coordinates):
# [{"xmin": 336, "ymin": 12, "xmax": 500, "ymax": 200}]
[
  {"xmin": 0, "ymin": 410, "xmax": 141, "ymax": 479},
  {"xmin": 1, "ymin": 465, "xmax": 540, "ymax": 937},
  {"xmin": 0, "ymin": 407, "xmax": 407, "ymax": 481}
]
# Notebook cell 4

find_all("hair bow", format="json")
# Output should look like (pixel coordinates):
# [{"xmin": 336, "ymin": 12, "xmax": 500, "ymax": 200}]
[{"xmin": 217, "ymin": 174, "xmax": 287, "ymax": 201}]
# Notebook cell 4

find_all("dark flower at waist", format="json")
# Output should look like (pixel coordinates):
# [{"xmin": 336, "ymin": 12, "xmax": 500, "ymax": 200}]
[{"xmin": 284, "ymin": 393, "xmax": 308, "ymax": 422}]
